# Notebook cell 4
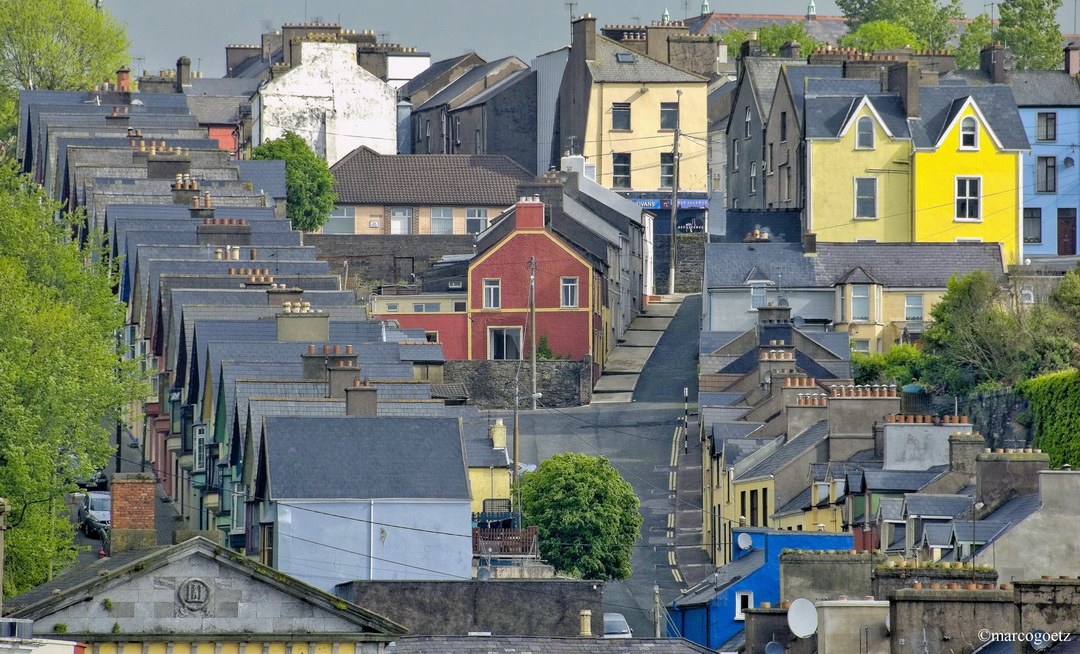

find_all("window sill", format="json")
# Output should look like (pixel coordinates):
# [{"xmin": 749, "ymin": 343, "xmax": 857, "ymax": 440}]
[
  {"xmin": 658, "ymin": 129, "xmax": 677, "ymax": 133},
  {"xmin": 610, "ymin": 129, "xmax": 633, "ymax": 133},
  {"xmin": 1024, "ymin": 240, "xmax": 1043, "ymax": 244},
  {"xmin": 958, "ymin": 147, "xmax": 979, "ymax": 152},
  {"xmin": 953, "ymin": 218, "xmax": 983, "ymax": 223},
  {"xmin": 853, "ymin": 216, "xmax": 879, "ymax": 221},
  {"xmin": 854, "ymin": 147, "xmax": 875, "ymax": 151}
]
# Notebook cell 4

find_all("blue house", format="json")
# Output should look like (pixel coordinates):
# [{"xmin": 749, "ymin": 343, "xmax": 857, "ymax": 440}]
[
  {"xmin": 951, "ymin": 43, "xmax": 1080, "ymax": 258},
  {"xmin": 668, "ymin": 527, "xmax": 853, "ymax": 649}
]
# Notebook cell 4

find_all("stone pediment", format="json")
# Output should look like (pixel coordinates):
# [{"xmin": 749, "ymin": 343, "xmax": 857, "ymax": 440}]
[{"xmin": 6, "ymin": 537, "xmax": 404, "ymax": 641}]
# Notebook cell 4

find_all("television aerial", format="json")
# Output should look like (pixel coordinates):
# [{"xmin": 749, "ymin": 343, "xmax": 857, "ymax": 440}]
[{"xmin": 787, "ymin": 598, "xmax": 819, "ymax": 638}]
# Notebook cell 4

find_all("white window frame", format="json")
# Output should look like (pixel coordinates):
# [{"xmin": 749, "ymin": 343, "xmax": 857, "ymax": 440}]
[
  {"xmin": 230, "ymin": 482, "xmax": 247, "ymax": 534},
  {"xmin": 854, "ymin": 177, "xmax": 878, "ymax": 219},
  {"xmin": 561, "ymin": 277, "xmax": 579, "ymax": 308},
  {"xmin": 838, "ymin": 285, "xmax": 846, "ymax": 322},
  {"xmin": 851, "ymin": 284, "xmax": 870, "ymax": 322},
  {"xmin": 466, "ymin": 207, "xmax": 489, "ymax": 234},
  {"xmin": 660, "ymin": 102, "xmax": 679, "ymax": 130},
  {"xmin": 612, "ymin": 152, "xmax": 631, "ymax": 189},
  {"xmin": 732, "ymin": 139, "xmax": 739, "ymax": 171},
  {"xmin": 323, "ymin": 206, "xmax": 356, "ymax": 234},
  {"xmin": 955, "ymin": 176, "xmax": 982, "ymax": 221},
  {"xmin": 385, "ymin": 303, "xmax": 399, "ymax": 312},
  {"xmin": 660, "ymin": 152, "xmax": 675, "ymax": 188},
  {"xmin": 483, "ymin": 278, "xmax": 501, "ymax": 309},
  {"xmin": 744, "ymin": 106, "xmax": 751, "ymax": 138},
  {"xmin": 960, "ymin": 116, "xmax": 978, "ymax": 150},
  {"xmin": 735, "ymin": 591, "xmax": 754, "ymax": 621},
  {"xmin": 488, "ymin": 326, "xmax": 522, "ymax": 360},
  {"xmin": 390, "ymin": 207, "xmax": 413, "ymax": 234},
  {"xmin": 750, "ymin": 283, "xmax": 766, "ymax": 309},
  {"xmin": 852, "ymin": 339, "xmax": 871, "ymax": 353},
  {"xmin": 750, "ymin": 162, "xmax": 757, "ymax": 193},
  {"xmin": 430, "ymin": 207, "xmax": 454, "ymax": 234},
  {"xmin": 1024, "ymin": 207, "xmax": 1043, "ymax": 244},
  {"xmin": 193, "ymin": 424, "xmax": 207, "ymax": 472},
  {"xmin": 855, "ymin": 116, "xmax": 874, "ymax": 149},
  {"xmin": 905, "ymin": 294, "xmax": 923, "ymax": 321}
]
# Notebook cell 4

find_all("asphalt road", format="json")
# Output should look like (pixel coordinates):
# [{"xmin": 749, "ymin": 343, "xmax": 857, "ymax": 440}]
[{"xmin": 513, "ymin": 294, "xmax": 701, "ymax": 636}]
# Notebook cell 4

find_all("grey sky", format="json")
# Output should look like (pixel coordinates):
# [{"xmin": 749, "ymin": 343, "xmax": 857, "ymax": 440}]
[{"xmin": 107, "ymin": 0, "xmax": 1076, "ymax": 79}]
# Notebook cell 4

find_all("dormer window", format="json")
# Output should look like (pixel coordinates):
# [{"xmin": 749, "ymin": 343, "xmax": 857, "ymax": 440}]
[
  {"xmin": 856, "ymin": 116, "xmax": 874, "ymax": 149},
  {"xmin": 960, "ymin": 117, "xmax": 978, "ymax": 150}
]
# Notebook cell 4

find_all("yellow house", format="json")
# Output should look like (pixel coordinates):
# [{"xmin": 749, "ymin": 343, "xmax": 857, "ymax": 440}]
[
  {"xmin": 469, "ymin": 418, "xmax": 512, "ymax": 514},
  {"xmin": 911, "ymin": 96, "xmax": 1025, "ymax": 265},
  {"xmin": 561, "ymin": 15, "xmax": 708, "ymax": 199},
  {"xmin": 802, "ymin": 63, "xmax": 1028, "ymax": 264}
]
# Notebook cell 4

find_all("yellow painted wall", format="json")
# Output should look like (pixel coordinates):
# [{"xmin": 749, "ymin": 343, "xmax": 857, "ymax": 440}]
[
  {"xmin": 912, "ymin": 106, "xmax": 1022, "ymax": 264},
  {"xmin": 585, "ymin": 82, "xmax": 708, "ymax": 193},
  {"xmin": 336, "ymin": 204, "xmax": 505, "ymax": 235},
  {"xmin": 469, "ymin": 465, "xmax": 511, "ymax": 513},
  {"xmin": 370, "ymin": 293, "xmax": 464, "ymax": 314},
  {"xmin": 102, "ymin": 642, "xmax": 360, "ymax": 654},
  {"xmin": 772, "ymin": 484, "xmax": 845, "ymax": 533},
  {"xmin": 808, "ymin": 107, "xmax": 912, "ymax": 242},
  {"xmin": 833, "ymin": 285, "xmax": 947, "ymax": 354}
]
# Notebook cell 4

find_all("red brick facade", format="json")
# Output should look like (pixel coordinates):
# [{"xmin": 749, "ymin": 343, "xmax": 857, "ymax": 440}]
[{"xmin": 110, "ymin": 474, "xmax": 156, "ymax": 530}]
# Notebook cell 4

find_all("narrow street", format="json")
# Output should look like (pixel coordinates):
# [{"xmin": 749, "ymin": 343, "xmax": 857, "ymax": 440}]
[{"xmin": 514, "ymin": 294, "xmax": 702, "ymax": 635}]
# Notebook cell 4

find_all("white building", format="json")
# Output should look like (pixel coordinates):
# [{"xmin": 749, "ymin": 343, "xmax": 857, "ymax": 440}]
[{"xmin": 252, "ymin": 41, "xmax": 397, "ymax": 165}]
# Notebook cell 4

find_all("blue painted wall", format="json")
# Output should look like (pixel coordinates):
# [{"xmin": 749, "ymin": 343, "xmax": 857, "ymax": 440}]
[
  {"xmin": 1019, "ymin": 106, "xmax": 1080, "ymax": 257},
  {"xmin": 669, "ymin": 527, "xmax": 854, "ymax": 649}
]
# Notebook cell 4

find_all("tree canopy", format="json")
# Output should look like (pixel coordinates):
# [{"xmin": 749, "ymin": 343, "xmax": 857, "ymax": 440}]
[
  {"xmin": 996, "ymin": 0, "xmax": 1064, "ymax": 69},
  {"xmin": 516, "ymin": 452, "xmax": 642, "ymax": 580},
  {"xmin": 836, "ymin": 0, "xmax": 963, "ymax": 49},
  {"xmin": 840, "ymin": 20, "xmax": 928, "ymax": 52},
  {"xmin": 251, "ymin": 131, "xmax": 338, "ymax": 232},
  {"xmin": 0, "ymin": 0, "xmax": 129, "ymax": 149},
  {"xmin": 0, "ymin": 161, "xmax": 144, "ymax": 595},
  {"xmin": 955, "ymin": 14, "xmax": 995, "ymax": 69},
  {"xmin": 724, "ymin": 23, "xmax": 822, "ymax": 59}
]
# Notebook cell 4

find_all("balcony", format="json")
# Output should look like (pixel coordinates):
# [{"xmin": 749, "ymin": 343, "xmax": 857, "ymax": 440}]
[{"xmin": 473, "ymin": 526, "xmax": 539, "ymax": 560}]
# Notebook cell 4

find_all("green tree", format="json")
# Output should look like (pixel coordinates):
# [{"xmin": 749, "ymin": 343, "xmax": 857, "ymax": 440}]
[
  {"xmin": 840, "ymin": 20, "xmax": 928, "ymax": 52},
  {"xmin": 996, "ymin": 0, "xmax": 1064, "ymax": 69},
  {"xmin": 851, "ymin": 344, "xmax": 930, "ymax": 386},
  {"xmin": 0, "ymin": 161, "xmax": 144, "ymax": 595},
  {"xmin": 757, "ymin": 22, "xmax": 822, "ymax": 58},
  {"xmin": 0, "ymin": 0, "xmax": 128, "ymax": 152},
  {"xmin": 837, "ymin": 0, "xmax": 963, "ymax": 49},
  {"xmin": 516, "ymin": 453, "xmax": 642, "ymax": 580},
  {"xmin": 955, "ymin": 14, "xmax": 995, "ymax": 69},
  {"xmin": 251, "ymin": 132, "xmax": 337, "ymax": 232}
]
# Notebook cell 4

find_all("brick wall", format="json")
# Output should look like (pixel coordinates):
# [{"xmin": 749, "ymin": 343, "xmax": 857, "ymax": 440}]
[{"xmin": 110, "ymin": 473, "xmax": 156, "ymax": 530}]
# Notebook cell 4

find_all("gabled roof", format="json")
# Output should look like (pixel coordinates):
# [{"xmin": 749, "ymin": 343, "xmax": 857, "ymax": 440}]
[
  {"xmin": 235, "ymin": 160, "xmax": 287, "ymax": 199},
  {"xmin": 861, "ymin": 469, "xmax": 944, "ymax": 493},
  {"xmin": 945, "ymin": 69, "xmax": 1080, "ymax": 107},
  {"xmin": 903, "ymin": 494, "xmax": 973, "ymax": 519},
  {"xmin": 877, "ymin": 497, "xmax": 904, "ymax": 522},
  {"xmin": 835, "ymin": 266, "xmax": 882, "ymax": 285},
  {"xmin": 916, "ymin": 85, "xmax": 1029, "ymax": 150},
  {"xmin": 454, "ymin": 68, "xmax": 534, "ymax": 111},
  {"xmin": 415, "ymin": 56, "xmax": 528, "ymax": 111},
  {"xmin": 922, "ymin": 523, "xmax": 953, "ymax": 548},
  {"xmin": 330, "ymin": 147, "xmax": 533, "ymax": 206},
  {"xmin": 773, "ymin": 485, "xmax": 813, "ymax": 518},
  {"xmin": 262, "ymin": 416, "xmax": 470, "ymax": 501},
  {"xmin": 391, "ymin": 636, "xmax": 713, "ymax": 653},
  {"xmin": 743, "ymin": 58, "xmax": 804, "ymax": 119},
  {"xmin": 399, "ymin": 53, "xmax": 485, "ymax": 101},
  {"xmin": 5, "ymin": 537, "xmax": 406, "ymax": 638},
  {"xmin": 672, "ymin": 549, "xmax": 766, "ymax": 606},
  {"xmin": 588, "ymin": 36, "xmax": 705, "ymax": 84},
  {"xmin": 687, "ymin": 12, "xmax": 850, "ymax": 46},
  {"xmin": 739, "ymin": 420, "xmax": 828, "ymax": 481}
]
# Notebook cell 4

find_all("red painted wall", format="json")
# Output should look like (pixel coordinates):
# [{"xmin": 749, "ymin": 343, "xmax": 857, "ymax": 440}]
[
  {"xmin": 373, "ymin": 313, "xmax": 469, "ymax": 360},
  {"xmin": 207, "ymin": 126, "xmax": 237, "ymax": 155},
  {"xmin": 468, "ymin": 229, "xmax": 592, "ymax": 360}
]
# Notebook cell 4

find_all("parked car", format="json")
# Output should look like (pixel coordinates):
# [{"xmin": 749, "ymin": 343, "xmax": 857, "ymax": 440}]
[
  {"xmin": 603, "ymin": 612, "xmax": 632, "ymax": 639},
  {"xmin": 78, "ymin": 491, "xmax": 111, "ymax": 539}
]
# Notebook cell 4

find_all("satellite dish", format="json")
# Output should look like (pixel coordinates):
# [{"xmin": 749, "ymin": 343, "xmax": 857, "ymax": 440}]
[
  {"xmin": 884, "ymin": 612, "xmax": 891, "ymax": 634},
  {"xmin": 737, "ymin": 533, "xmax": 753, "ymax": 550},
  {"xmin": 777, "ymin": 296, "xmax": 790, "ymax": 307},
  {"xmin": 1065, "ymin": 157, "xmax": 1075, "ymax": 168},
  {"xmin": 793, "ymin": 316, "xmax": 805, "ymax": 328},
  {"xmin": 1031, "ymin": 630, "xmax": 1052, "ymax": 651},
  {"xmin": 787, "ymin": 598, "xmax": 819, "ymax": 638},
  {"xmin": 476, "ymin": 566, "xmax": 492, "ymax": 581},
  {"xmin": 765, "ymin": 642, "xmax": 784, "ymax": 654}
]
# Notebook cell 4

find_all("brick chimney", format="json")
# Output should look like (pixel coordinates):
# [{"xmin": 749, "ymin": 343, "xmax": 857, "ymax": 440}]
[
  {"xmin": 514, "ymin": 197, "xmax": 545, "ymax": 230},
  {"xmin": 980, "ymin": 42, "xmax": 1008, "ymax": 84},
  {"xmin": 887, "ymin": 61, "xmax": 920, "ymax": 118},
  {"xmin": 177, "ymin": 56, "xmax": 192, "ymax": 87},
  {"xmin": 344, "ymin": 378, "xmax": 378, "ymax": 415},
  {"xmin": 572, "ymin": 14, "xmax": 597, "ymax": 61},
  {"xmin": 108, "ymin": 473, "xmax": 157, "ymax": 555},
  {"xmin": 116, "ymin": 66, "xmax": 131, "ymax": 92},
  {"xmin": 1067, "ymin": 42, "xmax": 1080, "ymax": 76}
]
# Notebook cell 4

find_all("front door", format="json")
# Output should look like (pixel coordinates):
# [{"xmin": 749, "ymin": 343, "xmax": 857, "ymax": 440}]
[{"xmin": 1059, "ymin": 209, "xmax": 1077, "ymax": 255}]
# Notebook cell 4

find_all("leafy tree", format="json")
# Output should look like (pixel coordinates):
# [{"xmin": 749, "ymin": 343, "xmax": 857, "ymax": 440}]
[
  {"xmin": 996, "ymin": 0, "xmax": 1064, "ymax": 69},
  {"xmin": 251, "ymin": 132, "xmax": 337, "ymax": 232},
  {"xmin": 516, "ymin": 452, "xmax": 642, "ymax": 580},
  {"xmin": 757, "ymin": 23, "xmax": 822, "ymax": 58},
  {"xmin": 851, "ymin": 344, "xmax": 930, "ymax": 386},
  {"xmin": 0, "ymin": 161, "xmax": 144, "ymax": 594},
  {"xmin": 840, "ymin": 20, "xmax": 928, "ymax": 52},
  {"xmin": 955, "ymin": 14, "xmax": 995, "ymax": 69},
  {"xmin": 0, "ymin": 0, "xmax": 128, "ymax": 152},
  {"xmin": 721, "ymin": 28, "xmax": 750, "ymax": 58},
  {"xmin": 837, "ymin": 0, "xmax": 963, "ymax": 49}
]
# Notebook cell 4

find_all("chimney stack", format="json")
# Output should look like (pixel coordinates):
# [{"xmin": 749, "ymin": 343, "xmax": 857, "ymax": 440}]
[
  {"xmin": 887, "ymin": 61, "xmax": 920, "ymax": 118},
  {"xmin": 490, "ymin": 419, "xmax": 507, "ymax": 449},
  {"xmin": 980, "ymin": 42, "xmax": 1008, "ymax": 84},
  {"xmin": 514, "ymin": 196, "xmax": 545, "ymax": 230},
  {"xmin": 177, "ymin": 56, "xmax": 192, "ymax": 87},
  {"xmin": 108, "ymin": 473, "xmax": 157, "ymax": 555},
  {"xmin": 779, "ymin": 41, "xmax": 801, "ymax": 59},
  {"xmin": 572, "ymin": 14, "xmax": 597, "ymax": 61},
  {"xmin": 116, "ymin": 66, "xmax": 131, "ymax": 92},
  {"xmin": 1067, "ymin": 42, "xmax": 1080, "ymax": 76},
  {"xmin": 344, "ymin": 378, "xmax": 378, "ymax": 416}
]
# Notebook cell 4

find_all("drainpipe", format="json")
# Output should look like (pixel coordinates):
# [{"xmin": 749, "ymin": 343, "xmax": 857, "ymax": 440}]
[{"xmin": 369, "ymin": 499, "xmax": 375, "ymax": 578}]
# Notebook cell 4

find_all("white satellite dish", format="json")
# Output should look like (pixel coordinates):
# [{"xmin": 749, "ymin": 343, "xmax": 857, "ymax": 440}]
[
  {"xmin": 884, "ymin": 612, "xmax": 891, "ymax": 634},
  {"xmin": 1031, "ymin": 630, "xmax": 1052, "ymax": 651},
  {"xmin": 765, "ymin": 641, "xmax": 784, "ymax": 654},
  {"xmin": 787, "ymin": 598, "xmax": 818, "ymax": 638},
  {"xmin": 737, "ymin": 533, "xmax": 753, "ymax": 550}
]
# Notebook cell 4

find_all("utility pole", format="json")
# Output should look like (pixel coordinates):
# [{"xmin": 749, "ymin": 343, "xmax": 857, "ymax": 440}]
[
  {"xmin": 0, "ymin": 498, "xmax": 9, "ymax": 615},
  {"xmin": 512, "ymin": 376, "xmax": 520, "ymax": 500},
  {"xmin": 529, "ymin": 256, "xmax": 537, "ymax": 410},
  {"xmin": 668, "ymin": 90, "xmax": 682, "ymax": 295},
  {"xmin": 653, "ymin": 582, "xmax": 661, "ymax": 637}
]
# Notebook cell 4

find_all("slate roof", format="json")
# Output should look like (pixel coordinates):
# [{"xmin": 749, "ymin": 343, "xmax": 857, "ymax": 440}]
[
  {"xmin": 699, "ymin": 331, "xmax": 743, "ymax": 354},
  {"xmin": 861, "ymin": 470, "xmax": 944, "ymax": 493},
  {"xmin": 903, "ymin": 494, "xmax": 973, "ymax": 518},
  {"xmin": 743, "ymin": 58, "xmax": 804, "ymax": 118},
  {"xmin": 235, "ymin": 160, "xmax": 287, "ymax": 199},
  {"xmin": 699, "ymin": 392, "xmax": 745, "ymax": 408},
  {"xmin": 185, "ymin": 77, "xmax": 262, "ymax": 97},
  {"xmin": 588, "ymin": 37, "xmax": 705, "ymax": 84},
  {"xmin": 878, "ymin": 497, "xmax": 904, "ymax": 522},
  {"xmin": 712, "ymin": 421, "xmax": 764, "ymax": 443},
  {"xmin": 705, "ymin": 242, "xmax": 1006, "ymax": 289},
  {"xmin": 809, "ymin": 459, "xmax": 883, "ymax": 483},
  {"xmin": 398, "ymin": 53, "xmax": 483, "ymax": 101},
  {"xmin": 415, "ymin": 57, "xmax": 527, "ymax": 111},
  {"xmin": 921, "ymin": 523, "xmax": 953, "ymax": 548},
  {"xmin": 687, "ymin": 13, "xmax": 850, "ymax": 46},
  {"xmin": 739, "ymin": 420, "xmax": 828, "ymax": 481},
  {"xmin": 390, "ymin": 636, "xmax": 713, "ymax": 653},
  {"xmin": 262, "ymin": 416, "xmax": 470, "ymax": 500},
  {"xmin": 946, "ymin": 69, "xmax": 1080, "ymax": 107},
  {"xmin": 672, "ymin": 549, "xmax": 766, "ymax": 606},
  {"xmin": 330, "ymin": 147, "xmax": 533, "ymax": 206},
  {"xmin": 773, "ymin": 485, "xmax": 813, "ymax": 518},
  {"xmin": 185, "ymin": 95, "xmax": 246, "ymax": 125},
  {"xmin": 723, "ymin": 438, "xmax": 773, "ymax": 466}
]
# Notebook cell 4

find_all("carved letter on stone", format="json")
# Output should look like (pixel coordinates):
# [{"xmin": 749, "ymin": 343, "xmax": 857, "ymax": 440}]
[{"xmin": 177, "ymin": 579, "xmax": 212, "ymax": 616}]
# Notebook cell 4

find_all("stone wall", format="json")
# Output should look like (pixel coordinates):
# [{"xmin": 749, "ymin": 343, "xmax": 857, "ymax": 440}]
[
  {"xmin": 930, "ymin": 388, "xmax": 1032, "ymax": 449},
  {"xmin": 304, "ymin": 233, "xmax": 476, "ymax": 285},
  {"xmin": 654, "ymin": 233, "xmax": 704, "ymax": 294},
  {"xmin": 780, "ymin": 550, "xmax": 883, "ymax": 603},
  {"xmin": 444, "ymin": 359, "xmax": 592, "ymax": 408}
]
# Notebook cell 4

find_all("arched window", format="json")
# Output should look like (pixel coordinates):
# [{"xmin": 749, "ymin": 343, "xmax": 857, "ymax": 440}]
[
  {"xmin": 856, "ymin": 116, "xmax": 874, "ymax": 149},
  {"xmin": 960, "ymin": 117, "xmax": 978, "ymax": 149}
]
